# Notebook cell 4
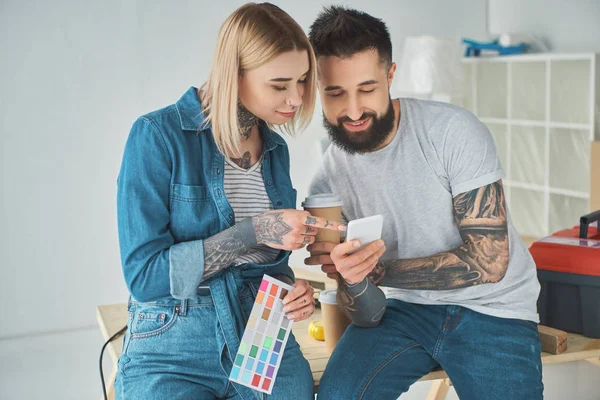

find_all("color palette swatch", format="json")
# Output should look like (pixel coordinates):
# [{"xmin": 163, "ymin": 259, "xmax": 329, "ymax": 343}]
[{"xmin": 229, "ymin": 275, "xmax": 294, "ymax": 394}]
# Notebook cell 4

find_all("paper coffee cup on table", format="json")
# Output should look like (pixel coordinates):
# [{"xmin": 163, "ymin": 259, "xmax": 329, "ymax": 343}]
[{"xmin": 318, "ymin": 289, "xmax": 351, "ymax": 354}]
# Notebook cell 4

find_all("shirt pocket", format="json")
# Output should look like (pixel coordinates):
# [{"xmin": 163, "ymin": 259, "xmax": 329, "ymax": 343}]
[{"xmin": 169, "ymin": 184, "xmax": 220, "ymax": 241}]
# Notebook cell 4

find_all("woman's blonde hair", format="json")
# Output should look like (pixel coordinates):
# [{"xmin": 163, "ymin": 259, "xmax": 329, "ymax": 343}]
[{"xmin": 200, "ymin": 2, "xmax": 317, "ymax": 157}]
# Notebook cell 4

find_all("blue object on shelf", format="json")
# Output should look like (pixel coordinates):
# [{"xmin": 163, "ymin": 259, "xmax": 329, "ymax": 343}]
[{"xmin": 462, "ymin": 38, "xmax": 527, "ymax": 57}]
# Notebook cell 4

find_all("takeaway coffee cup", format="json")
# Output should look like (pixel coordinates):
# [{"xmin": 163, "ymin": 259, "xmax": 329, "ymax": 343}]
[
  {"xmin": 318, "ymin": 289, "xmax": 351, "ymax": 354},
  {"xmin": 302, "ymin": 194, "xmax": 343, "ymax": 245}
]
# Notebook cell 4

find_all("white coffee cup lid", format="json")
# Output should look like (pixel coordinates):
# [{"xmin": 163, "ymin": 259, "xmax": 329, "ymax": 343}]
[
  {"xmin": 318, "ymin": 289, "xmax": 337, "ymax": 304},
  {"xmin": 302, "ymin": 193, "xmax": 343, "ymax": 208}
]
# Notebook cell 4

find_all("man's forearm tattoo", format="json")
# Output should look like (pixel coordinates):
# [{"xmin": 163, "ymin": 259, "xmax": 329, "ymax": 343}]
[
  {"xmin": 337, "ymin": 278, "xmax": 386, "ymax": 328},
  {"xmin": 368, "ymin": 181, "xmax": 509, "ymax": 290}
]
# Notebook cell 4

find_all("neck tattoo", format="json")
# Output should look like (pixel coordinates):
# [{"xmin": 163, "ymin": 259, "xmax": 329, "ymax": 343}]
[
  {"xmin": 238, "ymin": 101, "xmax": 257, "ymax": 140},
  {"xmin": 230, "ymin": 151, "xmax": 252, "ymax": 170}
]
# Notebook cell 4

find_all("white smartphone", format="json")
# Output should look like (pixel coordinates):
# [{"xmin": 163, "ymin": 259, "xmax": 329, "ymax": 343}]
[{"xmin": 345, "ymin": 214, "xmax": 384, "ymax": 254}]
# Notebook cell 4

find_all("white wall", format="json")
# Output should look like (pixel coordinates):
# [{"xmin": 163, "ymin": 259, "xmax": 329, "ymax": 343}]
[
  {"xmin": 1, "ymin": 1, "xmax": 599, "ymax": 399},
  {"xmin": 489, "ymin": 0, "xmax": 600, "ymax": 52}
]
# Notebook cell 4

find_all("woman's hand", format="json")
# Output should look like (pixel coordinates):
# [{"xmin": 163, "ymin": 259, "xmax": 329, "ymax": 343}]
[
  {"xmin": 282, "ymin": 280, "xmax": 315, "ymax": 322},
  {"xmin": 252, "ymin": 209, "xmax": 345, "ymax": 251}
]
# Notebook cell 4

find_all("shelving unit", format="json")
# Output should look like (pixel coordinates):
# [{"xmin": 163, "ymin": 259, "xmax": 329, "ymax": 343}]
[{"xmin": 460, "ymin": 53, "xmax": 599, "ymax": 238}]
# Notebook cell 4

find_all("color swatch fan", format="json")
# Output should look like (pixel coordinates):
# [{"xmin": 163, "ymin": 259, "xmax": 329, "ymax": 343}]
[{"xmin": 229, "ymin": 275, "xmax": 294, "ymax": 394}]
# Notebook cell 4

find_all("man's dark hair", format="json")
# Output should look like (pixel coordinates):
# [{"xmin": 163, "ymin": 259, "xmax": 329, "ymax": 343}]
[{"xmin": 308, "ymin": 6, "xmax": 392, "ymax": 68}]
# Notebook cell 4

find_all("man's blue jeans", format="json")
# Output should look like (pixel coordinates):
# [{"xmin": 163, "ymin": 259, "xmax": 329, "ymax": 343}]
[{"xmin": 318, "ymin": 299, "xmax": 543, "ymax": 400}]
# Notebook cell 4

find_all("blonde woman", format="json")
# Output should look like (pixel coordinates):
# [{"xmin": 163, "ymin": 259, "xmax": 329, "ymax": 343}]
[{"xmin": 115, "ymin": 3, "xmax": 343, "ymax": 399}]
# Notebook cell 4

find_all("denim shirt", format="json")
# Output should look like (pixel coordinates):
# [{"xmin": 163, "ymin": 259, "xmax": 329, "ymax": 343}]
[{"xmin": 117, "ymin": 87, "xmax": 296, "ymax": 303}]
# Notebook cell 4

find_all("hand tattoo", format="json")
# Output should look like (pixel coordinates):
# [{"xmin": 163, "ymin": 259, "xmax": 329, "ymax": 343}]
[
  {"xmin": 252, "ymin": 212, "xmax": 293, "ymax": 245},
  {"xmin": 230, "ymin": 151, "xmax": 252, "ymax": 169},
  {"xmin": 368, "ymin": 181, "xmax": 509, "ymax": 290},
  {"xmin": 305, "ymin": 216, "xmax": 317, "ymax": 225}
]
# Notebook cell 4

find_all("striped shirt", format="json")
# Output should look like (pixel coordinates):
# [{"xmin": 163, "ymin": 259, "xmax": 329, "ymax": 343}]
[{"xmin": 224, "ymin": 156, "xmax": 280, "ymax": 265}]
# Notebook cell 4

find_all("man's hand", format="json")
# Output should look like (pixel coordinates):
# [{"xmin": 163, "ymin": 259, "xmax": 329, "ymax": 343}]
[
  {"xmin": 305, "ymin": 241, "xmax": 337, "ymax": 278},
  {"xmin": 331, "ymin": 240, "xmax": 386, "ymax": 284}
]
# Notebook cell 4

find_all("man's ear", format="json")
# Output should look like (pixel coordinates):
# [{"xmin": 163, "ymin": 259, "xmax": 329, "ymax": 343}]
[{"xmin": 387, "ymin": 62, "xmax": 397, "ymax": 88}]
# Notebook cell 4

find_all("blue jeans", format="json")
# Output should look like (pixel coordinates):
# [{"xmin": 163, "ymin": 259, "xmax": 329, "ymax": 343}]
[
  {"xmin": 114, "ymin": 282, "xmax": 313, "ymax": 399},
  {"xmin": 318, "ymin": 299, "xmax": 543, "ymax": 400}
]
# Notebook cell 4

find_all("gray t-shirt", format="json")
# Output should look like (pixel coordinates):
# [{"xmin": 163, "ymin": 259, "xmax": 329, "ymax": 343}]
[{"xmin": 309, "ymin": 98, "xmax": 540, "ymax": 322}]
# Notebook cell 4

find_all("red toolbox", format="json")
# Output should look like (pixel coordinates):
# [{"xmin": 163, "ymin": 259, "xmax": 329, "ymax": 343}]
[{"xmin": 529, "ymin": 210, "xmax": 600, "ymax": 338}]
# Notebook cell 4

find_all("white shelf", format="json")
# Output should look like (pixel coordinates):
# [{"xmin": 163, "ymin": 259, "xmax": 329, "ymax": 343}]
[
  {"xmin": 544, "ymin": 60, "xmax": 551, "ymax": 236},
  {"xmin": 504, "ymin": 180, "xmax": 590, "ymax": 199},
  {"xmin": 463, "ymin": 53, "xmax": 595, "ymax": 63},
  {"xmin": 463, "ymin": 52, "xmax": 598, "ymax": 237},
  {"xmin": 480, "ymin": 118, "xmax": 591, "ymax": 130},
  {"xmin": 549, "ymin": 122, "xmax": 591, "ymax": 130}
]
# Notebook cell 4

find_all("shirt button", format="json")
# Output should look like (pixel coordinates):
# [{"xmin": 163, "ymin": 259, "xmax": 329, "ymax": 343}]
[
  {"xmin": 266, "ymin": 180, "xmax": 273, "ymax": 186},
  {"xmin": 217, "ymin": 189, "xmax": 222, "ymax": 197},
  {"xmin": 277, "ymin": 201, "xmax": 282, "ymax": 206},
  {"xmin": 216, "ymin": 168, "xmax": 220, "ymax": 175}
]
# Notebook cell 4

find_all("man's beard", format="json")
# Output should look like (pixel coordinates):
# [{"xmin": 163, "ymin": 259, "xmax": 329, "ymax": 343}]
[{"xmin": 322, "ymin": 99, "xmax": 395, "ymax": 155}]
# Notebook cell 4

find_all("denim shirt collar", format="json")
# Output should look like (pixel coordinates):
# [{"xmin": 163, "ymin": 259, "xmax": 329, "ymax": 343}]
[{"xmin": 175, "ymin": 87, "xmax": 286, "ymax": 152}]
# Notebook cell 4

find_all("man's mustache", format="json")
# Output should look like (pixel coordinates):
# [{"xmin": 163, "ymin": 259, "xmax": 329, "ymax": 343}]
[{"xmin": 336, "ymin": 112, "xmax": 377, "ymax": 125}]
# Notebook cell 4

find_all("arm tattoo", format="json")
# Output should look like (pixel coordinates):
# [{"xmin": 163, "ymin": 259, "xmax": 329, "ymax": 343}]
[
  {"xmin": 203, "ymin": 212, "xmax": 294, "ymax": 282},
  {"xmin": 368, "ymin": 181, "xmax": 509, "ymax": 290},
  {"xmin": 252, "ymin": 212, "xmax": 292, "ymax": 245},
  {"xmin": 201, "ymin": 218, "xmax": 257, "ymax": 282},
  {"xmin": 230, "ymin": 151, "xmax": 252, "ymax": 169},
  {"xmin": 337, "ymin": 277, "xmax": 386, "ymax": 328}
]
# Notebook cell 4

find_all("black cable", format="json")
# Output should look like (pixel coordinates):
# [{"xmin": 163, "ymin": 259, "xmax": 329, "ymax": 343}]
[{"xmin": 100, "ymin": 325, "xmax": 128, "ymax": 400}]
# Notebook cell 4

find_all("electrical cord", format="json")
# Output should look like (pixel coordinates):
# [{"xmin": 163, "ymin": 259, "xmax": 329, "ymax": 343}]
[{"xmin": 100, "ymin": 325, "xmax": 128, "ymax": 400}]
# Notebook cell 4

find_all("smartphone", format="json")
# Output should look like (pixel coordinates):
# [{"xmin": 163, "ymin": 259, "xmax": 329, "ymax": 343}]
[{"xmin": 345, "ymin": 214, "xmax": 384, "ymax": 254}]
